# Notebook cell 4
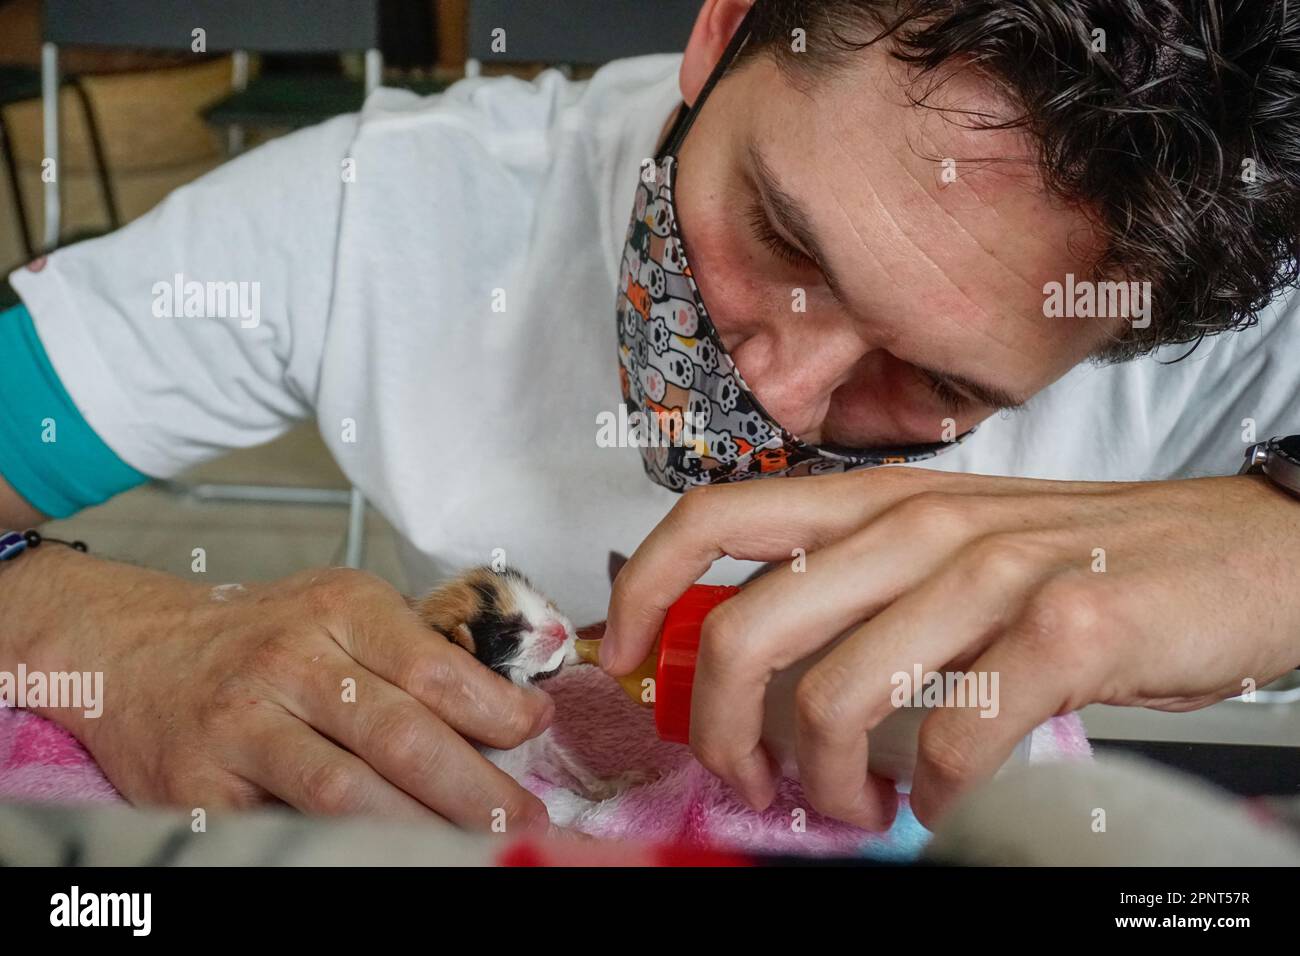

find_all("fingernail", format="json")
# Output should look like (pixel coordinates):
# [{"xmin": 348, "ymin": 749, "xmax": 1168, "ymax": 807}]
[
  {"xmin": 871, "ymin": 776, "xmax": 900, "ymax": 830},
  {"xmin": 597, "ymin": 629, "xmax": 616, "ymax": 670},
  {"xmin": 547, "ymin": 822, "xmax": 593, "ymax": 842},
  {"xmin": 530, "ymin": 695, "xmax": 555, "ymax": 735},
  {"xmin": 739, "ymin": 778, "xmax": 776, "ymax": 813},
  {"xmin": 857, "ymin": 780, "xmax": 899, "ymax": 832},
  {"xmin": 521, "ymin": 802, "xmax": 552, "ymax": 834}
]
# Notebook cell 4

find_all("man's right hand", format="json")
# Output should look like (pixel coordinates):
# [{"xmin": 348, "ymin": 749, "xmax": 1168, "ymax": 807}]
[{"xmin": 2, "ymin": 545, "xmax": 554, "ymax": 832}]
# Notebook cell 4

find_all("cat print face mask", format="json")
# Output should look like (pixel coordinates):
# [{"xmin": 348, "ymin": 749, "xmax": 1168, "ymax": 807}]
[{"xmin": 614, "ymin": 6, "xmax": 973, "ymax": 491}]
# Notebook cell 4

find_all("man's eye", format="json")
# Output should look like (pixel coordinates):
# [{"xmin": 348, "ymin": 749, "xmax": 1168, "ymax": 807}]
[
  {"xmin": 919, "ymin": 368, "xmax": 973, "ymax": 413},
  {"xmin": 745, "ymin": 199, "xmax": 813, "ymax": 268}
]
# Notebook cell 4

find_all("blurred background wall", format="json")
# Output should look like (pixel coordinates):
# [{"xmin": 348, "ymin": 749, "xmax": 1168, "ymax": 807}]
[{"xmin": 0, "ymin": 0, "xmax": 475, "ymax": 272}]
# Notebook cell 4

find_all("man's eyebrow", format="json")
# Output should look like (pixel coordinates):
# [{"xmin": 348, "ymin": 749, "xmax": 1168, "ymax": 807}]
[
  {"xmin": 917, "ymin": 365, "xmax": 1030, "ymax": 412},
  {"xmin": 746, "ymin": 141, "xmax": 852, "ymax": 305}
]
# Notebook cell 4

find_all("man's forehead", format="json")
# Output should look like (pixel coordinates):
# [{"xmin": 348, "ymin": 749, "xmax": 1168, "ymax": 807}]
[
  {"xmin": 823, "ymin": 52, "xmax": 1048, "ymax": 201},
  {"xmin": 801, "ymin": 53, "xmax": 1097, "ymax": 255},
  {"xmin": 744, "ymin": 52, "xmax": 1115, "ymax": 370}
]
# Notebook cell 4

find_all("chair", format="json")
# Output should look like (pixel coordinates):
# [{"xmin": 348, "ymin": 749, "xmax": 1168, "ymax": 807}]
[
  {"xmin": 203, "ymin": 0, "xmax": 441, "ymax": 139},
  {"xmin": 0, "ymin": 65, "xmax": 41, "ymax": 261},
  {"xmin": 464, "ymin": 0, "xmax": 698, "ymax": 75},
  {"xmin": 1, "ymin": 62, "xmax": 121, "ymax": 263},
  {"xmin": 41, "ymin": 0, "xmax": 383, "ymax": 568}
]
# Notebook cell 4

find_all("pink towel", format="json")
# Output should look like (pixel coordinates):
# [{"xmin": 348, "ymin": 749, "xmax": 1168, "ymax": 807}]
[
  {"xmin": 0, "ymin": 707, "xmax": 118, "ymax": 803},
  {"xmin": 0, "ymin": 668, "xmax": 1091, "ymax": 858}
]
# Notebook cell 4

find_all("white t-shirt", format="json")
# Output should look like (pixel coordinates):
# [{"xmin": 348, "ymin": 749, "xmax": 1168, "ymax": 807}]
[{"xmin": 10, "ymin": 54, "xmax": 1299, "ymax": 623}]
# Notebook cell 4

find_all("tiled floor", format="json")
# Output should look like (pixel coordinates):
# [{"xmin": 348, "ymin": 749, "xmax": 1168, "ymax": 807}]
[{"xmin": 40, "ymin": 425, "xmax": 1300, "ymax": 748}]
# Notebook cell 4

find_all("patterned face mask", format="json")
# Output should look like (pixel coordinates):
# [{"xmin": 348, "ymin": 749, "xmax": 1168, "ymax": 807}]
[{"xmin": 614, "ymin": 6, "xmax": 972, "ymax": 491}]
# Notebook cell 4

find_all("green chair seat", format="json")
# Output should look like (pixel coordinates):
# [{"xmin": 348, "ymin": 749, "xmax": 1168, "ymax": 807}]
[
  {"xmin": 203, "ymin": 74, "xmax": 448, "ymax": 130},
  {"xmin": 0, "ymin": 66, "xmax": 42, "ymax": 107}
]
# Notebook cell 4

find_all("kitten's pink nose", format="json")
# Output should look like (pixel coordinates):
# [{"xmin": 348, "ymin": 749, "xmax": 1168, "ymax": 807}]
[{"xmin": 536, "ymin": 619, "xmax": 568, "ymax": 651}]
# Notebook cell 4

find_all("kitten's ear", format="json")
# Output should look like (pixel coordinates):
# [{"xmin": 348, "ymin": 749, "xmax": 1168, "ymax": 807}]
[
  {"xmin": 451, "ymin": 622, "xmax": 476, "ymax": 656},
  {"xmin": 608, "ymin": 550, "xmax": 629, "ymax": 586}
]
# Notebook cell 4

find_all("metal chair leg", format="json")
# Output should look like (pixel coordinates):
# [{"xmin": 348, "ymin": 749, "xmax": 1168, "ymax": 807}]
[
  {"xmin": 226, "ymin": 51, "xmax": 249, "ymax": 156},
  {"xmin": 344, "ymin": 487, "xmax": 366, "ymax": 569},
  {"xmin": 154, "ymin": 479, "xmax": 369, "ymax": 570},
  {"xmin": 0, "ymin": 113, "xmax": 35, "ymax": 259},
  {"xmin": 68, "ymin": 77, "xmax": 121, "ymax": 231},
  {"xmin": 40, "ymin": 42, "xmax": 59, "ymax": 251},
  {"xmin": 364, "ymin": 48, "xmax": 383, "ymax": 96}
]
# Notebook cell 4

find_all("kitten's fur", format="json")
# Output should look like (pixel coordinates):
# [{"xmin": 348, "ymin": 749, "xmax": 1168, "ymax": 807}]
[{"xmin": 411, "ymin": 565, "xmax": 634, "ymax": 801}]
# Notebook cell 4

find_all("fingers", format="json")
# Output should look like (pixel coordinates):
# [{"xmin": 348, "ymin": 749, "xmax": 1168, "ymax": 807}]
[
  {"xmin": 686, "ymin": 597, "xmax": 782, "ymax": 810},
  {"xmin": 908, "ymin": 574, "xmax": 1115, "ymax": 825},
  {"xmin": 240, "ymin": 708, "xmax": 444, "ymax": 820},
  {"xmin": 680, "ymin": 491, "xmax": 1033, "ymax": 816},
  {"xmin": 908, "ymin": 638, "xmax": 1072, "ymax": 828},
  {"xmin": 795, "ymin": 534, "xmax": 1053, "ymax": 825},
  {"xmin": 678, "ymin": 514, "xmax": 951, "ymax": 814},
  {"xmin": 290, "ymin": 653, "xmax": 551, "ymax": 832},
  {"xmin": 691, "ymin": 486, "xmax": 1011, "ymax": 675},
  {"xmin": 603, "ymin": 472, "xmax": 911, "ymax": 675},
  {"xmin": 606, "ymin": 469, "xmax": 1121, "ymax": 826},
  {"xmin": 240, "ymin": 571, "xmax": 552, "ymax": 830},
  {"xmin": 336, "ymin": 597, "xmax": 555, "ymax": 750},
  {"xmin": 602, "ymin": 467, "xmax": 1070, "ymax": 676}
]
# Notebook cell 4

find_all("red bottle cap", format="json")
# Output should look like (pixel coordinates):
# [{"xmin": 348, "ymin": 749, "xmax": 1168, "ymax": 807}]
[{"xmin": 654, "ymin": 584, "xmax": 742, "ymax": 744}]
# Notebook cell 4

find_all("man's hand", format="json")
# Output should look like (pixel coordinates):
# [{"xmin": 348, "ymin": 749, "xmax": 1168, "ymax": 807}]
[
  {"xmin": 5, "ymin": 549, "xmax": 553, "ymax": 831},
  {"xmin": 603, "ymin": 468, "xmax": 1300, "ymax": 829}
]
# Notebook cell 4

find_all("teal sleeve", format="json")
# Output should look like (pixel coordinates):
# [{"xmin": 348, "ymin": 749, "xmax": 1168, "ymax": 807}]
[{"xmin": 0, "ymin": 302, "xmax": 148, "ymax": 518}]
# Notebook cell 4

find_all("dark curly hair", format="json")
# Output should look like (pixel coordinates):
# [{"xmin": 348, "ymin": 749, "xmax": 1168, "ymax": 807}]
[{"xmin": 734, "ymin": 0, "xmax": 1300, "ymax": 361}]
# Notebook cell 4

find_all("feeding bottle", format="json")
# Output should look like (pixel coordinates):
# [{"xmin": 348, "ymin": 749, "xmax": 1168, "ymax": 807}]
[{"xmin": 577, "ymin": 583, "xmax": 1030, "ymax": 787}]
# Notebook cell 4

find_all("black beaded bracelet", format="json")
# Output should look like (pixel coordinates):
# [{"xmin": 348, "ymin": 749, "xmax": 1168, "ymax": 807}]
[{"xmin": 0, "ymin": 529, "xmax": 88, "ymax": 561}]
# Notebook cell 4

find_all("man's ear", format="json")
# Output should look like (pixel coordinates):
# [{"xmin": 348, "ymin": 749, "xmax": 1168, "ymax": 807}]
[{"xmin": 679, "ymin": 0, "xmax": 755, "ymax": 107}]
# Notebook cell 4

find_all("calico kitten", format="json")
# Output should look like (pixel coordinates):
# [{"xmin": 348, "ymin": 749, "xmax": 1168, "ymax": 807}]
[
  {"xmin": 412, "ymin": 565, "xmax": 580, "ymax": 686},
  {"xmin": 411, "ymin": 565, "xmax": 635, "ymax": 801}
]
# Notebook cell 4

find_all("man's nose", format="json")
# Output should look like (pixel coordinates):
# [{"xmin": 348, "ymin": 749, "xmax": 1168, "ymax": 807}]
[{"xmin": 728, "ymin": 325, "xmax": 869, "ymax": 440}]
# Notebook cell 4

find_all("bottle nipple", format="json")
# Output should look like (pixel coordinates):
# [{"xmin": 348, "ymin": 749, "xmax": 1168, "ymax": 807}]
[
  {"xmin": 574, "ymin": 584, "xmax": 741, "ymax": 741},
  {"xmin": 573, "ymin": 635, "xmax": 658, "ymax": 706},
  {"xmin": 573, "ymin": 636, "xmax": 601, "ymax": 665}
]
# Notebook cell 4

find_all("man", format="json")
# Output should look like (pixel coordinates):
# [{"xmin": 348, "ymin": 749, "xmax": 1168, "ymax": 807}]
[{"xmin": 0, "ymin": 0, "xmax": 1296, "ymax": 833}]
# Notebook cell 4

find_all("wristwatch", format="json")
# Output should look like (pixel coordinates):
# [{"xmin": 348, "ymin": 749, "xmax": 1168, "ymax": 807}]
[{"xmin": 1239, "ymin": 434, "xmax": 1300, "ymax": 499}]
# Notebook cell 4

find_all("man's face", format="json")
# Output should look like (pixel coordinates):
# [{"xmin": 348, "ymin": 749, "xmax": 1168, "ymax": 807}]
[{"xmin": 670, "ymin": 40, "xmax": 1124, "ymax": 447}]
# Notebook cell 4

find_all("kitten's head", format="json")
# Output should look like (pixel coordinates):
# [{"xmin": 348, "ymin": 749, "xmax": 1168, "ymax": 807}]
[{"xmin": 416, "ymin": 566, "xmax": 577, "ymax": 687}]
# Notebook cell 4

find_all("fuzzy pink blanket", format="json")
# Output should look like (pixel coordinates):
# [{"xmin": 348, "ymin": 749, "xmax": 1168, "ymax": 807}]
[{"xmin": 0, "ymin": 666, "xmax": 1090, "ymax": 859}]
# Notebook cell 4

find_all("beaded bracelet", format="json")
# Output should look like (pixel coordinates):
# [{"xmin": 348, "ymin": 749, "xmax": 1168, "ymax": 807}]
[{"xmin": 0, "ymin": 529, "xmax": 88, "ymax": 561}]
